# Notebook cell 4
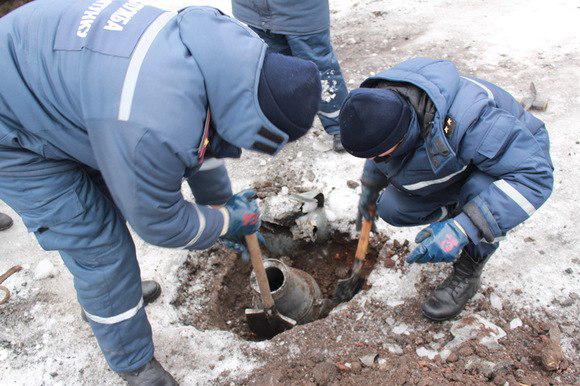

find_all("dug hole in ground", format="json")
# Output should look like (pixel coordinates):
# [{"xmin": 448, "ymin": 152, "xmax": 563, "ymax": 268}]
[{"xmin": 0, "ymin": 0, "xmax": 579, "ymax": 384}]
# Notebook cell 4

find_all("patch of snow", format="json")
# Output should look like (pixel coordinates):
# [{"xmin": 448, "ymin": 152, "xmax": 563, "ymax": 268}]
[
  {"xmin": 416, "ymin": 346, "xmax": 438, "ymax": 360},
  {"xmin": 34, "ymin": 259, "xmax": 58, "ymax": 280},
  {"xmin": 442, "ymin": 314, "xmax": 507, "ymax": 356},
  {"xmin": 510, "ymin": 318, "xmax": 523, "ymax": 330},
  {"xmin": 490, "ymin": 293, "xmax": 503, "ymax": 311}
]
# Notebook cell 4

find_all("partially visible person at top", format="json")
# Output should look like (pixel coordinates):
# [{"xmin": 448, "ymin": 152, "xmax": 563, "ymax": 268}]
[{"xmin": 232, "ymin": 0, "xmax": 349, "ymax": 152}]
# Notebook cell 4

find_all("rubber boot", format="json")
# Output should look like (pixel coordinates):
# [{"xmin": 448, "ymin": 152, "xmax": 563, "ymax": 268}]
[
  {"xmin": 333, "ymin": 133, "xmax": 345, "ymax": 152},
  {"xmin": 81, "ymin": 280, "xmax": 161, "ymax": 322},
  {"xmin": 422, "ymin": 251, "xmax": 488, "ymax": 321},
  {"xmin": 118, "ymin": 357, "xmax": 178, "ymax": 386},
  {"xmin": 0, "ymin": 213, "xmax": 13, "ymax": 231}
]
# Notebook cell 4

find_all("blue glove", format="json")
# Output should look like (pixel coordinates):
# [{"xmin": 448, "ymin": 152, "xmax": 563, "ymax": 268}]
[
  {"xmin": 221, "ymin": 233, "xmax": 266, "ymax": 262},
  {"xmin": 356, "ymin": 184, "xmax": 380, "ymax": 232},
  {"xmin": 220, "ymin": 189, "xmax": 262, "ymax": 261},
  {"xmin": 406, "ymin": 220, "xmax": 469, "ymax": 264}
]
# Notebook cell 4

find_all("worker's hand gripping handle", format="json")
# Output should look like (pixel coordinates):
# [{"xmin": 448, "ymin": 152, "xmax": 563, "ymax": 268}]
[{"xmin": 245, "ymin": 233, "xmax": 275, "ymax": 309}]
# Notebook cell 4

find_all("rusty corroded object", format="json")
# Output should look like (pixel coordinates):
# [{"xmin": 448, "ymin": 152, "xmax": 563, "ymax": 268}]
[
  {"xmin": 250, "ymin": 259, "xmax": 323, "ymax": 324},
  {"xmin": 0, "ymin": 265, "xmax": 23, "ymax": 305}
]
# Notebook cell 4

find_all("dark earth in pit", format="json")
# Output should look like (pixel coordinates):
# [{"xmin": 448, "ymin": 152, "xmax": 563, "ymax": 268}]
[{"xmin": 173, "ymin": 232, "xmax": 388, "ymax": 340}]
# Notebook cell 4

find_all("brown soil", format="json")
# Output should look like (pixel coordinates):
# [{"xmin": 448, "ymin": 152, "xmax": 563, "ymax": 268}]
[
  {"xmin": 174, "ymin": 232, "xmax": 383, "ymax": 340},
  {"xmin": 173, "ymin": 235, "xmax": 576, "ymax": 385},
  {"xmin": 242, "ymin": 296, "xmax": 577, "ymax": 386},
  {"xmin": 0, "ymin": 0, "xmax": 30, "ymax": 17}
]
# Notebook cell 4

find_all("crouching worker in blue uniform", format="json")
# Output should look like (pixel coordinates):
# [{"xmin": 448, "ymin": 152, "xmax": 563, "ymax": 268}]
[
  {"xmin": 340, "ymin": 58, "xmax": 553, "ymax": 322},
  {"xmin": 232, "ymin": 0, "xmax": 349, "ymax": 152},
  {"xmin": 0, "ymin": 1, "xmax": 321, "ymax": 384}
]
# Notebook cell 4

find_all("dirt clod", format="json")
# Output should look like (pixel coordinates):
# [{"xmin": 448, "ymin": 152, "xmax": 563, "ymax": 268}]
[{"xmin": 346, "ymin": 180, "xmax": 359, "ymax": 189}]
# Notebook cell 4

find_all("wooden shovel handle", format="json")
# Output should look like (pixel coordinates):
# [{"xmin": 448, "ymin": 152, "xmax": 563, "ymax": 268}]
[
  {"xmin": 355, "ymin": 219, "xmax": 373, "ymax": 262},
  {"xmin": 245, "ymin": 233, "xmax": 275, "ymax": 309}
]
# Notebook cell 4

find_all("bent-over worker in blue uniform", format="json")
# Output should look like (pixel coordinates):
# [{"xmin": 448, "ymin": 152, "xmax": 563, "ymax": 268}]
[
  {"xmin": 232, "ymin": 0, "xmax": 349, "ymax": 151},
  {"xmin": 0, "ymin": 1, "xmax": 321, "ymax": 384},
  {"xmin": 339, "ymin": 58, "xmax": 553, "ymax": 322}
]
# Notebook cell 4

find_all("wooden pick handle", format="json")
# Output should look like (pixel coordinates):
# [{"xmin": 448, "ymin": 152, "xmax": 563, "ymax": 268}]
[
  {"xmin": 355, "ymin": 219, "xmax": 372, "ymax": 262},
  {"xmin": 245, "ymin": 234, "xmax": 275, "ymax": 309}
]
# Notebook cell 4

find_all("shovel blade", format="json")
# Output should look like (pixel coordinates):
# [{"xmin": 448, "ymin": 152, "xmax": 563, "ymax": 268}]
[
  {"xmin": 333, "ymin": 272, "xmax": 365, "ymax": 305},
  {"xmin": 245, "ymin": 308, "xmax": 297, "ymax": 339}
]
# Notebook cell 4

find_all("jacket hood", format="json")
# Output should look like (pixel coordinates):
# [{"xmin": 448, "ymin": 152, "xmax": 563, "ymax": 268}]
[
  {"xmin": 178, "ymin": 7, "xmax": 288, "ymax": 155},
  {"xmin": 361, "ymin": 58, "xmax": 461, "ymax": 172}
]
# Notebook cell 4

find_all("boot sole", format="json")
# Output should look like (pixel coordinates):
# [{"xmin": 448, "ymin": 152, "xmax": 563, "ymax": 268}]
[
  {"xmin": 421, "ymin": 308, "xmax": 464, "ymax": 322},
  {"xmin": 144, "ymin": 284, "xmax": 161, "ymax": 305},
  {"xmin": 0, "ymin": 222, "xmax": 13, "ymax": 231}
]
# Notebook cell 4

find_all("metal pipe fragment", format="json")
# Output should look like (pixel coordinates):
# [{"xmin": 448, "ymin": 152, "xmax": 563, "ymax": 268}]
[{"xmin": 250, "ymin": 259, "xmax": 322, "ymax": 324}]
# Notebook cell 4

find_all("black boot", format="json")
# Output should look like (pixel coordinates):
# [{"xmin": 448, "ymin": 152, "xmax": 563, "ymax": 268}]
[
  {"xmin": 81, "ymin": 280, "xmax": 161, "ymax": 322},
  {"xmin": 118, "ymin": 357, "xmax": 178, "ymax": 386},
  {"xmin": 422, "ymin": 251, "xmax": 488, "ymax": 321},
  {"xmin": 0, "ymin": 213, "xmax": 13, "ymax": 231}
]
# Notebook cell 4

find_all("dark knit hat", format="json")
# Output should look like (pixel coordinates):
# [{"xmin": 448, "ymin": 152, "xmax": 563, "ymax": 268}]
[
  {"xmin": 258, "ymin": 53, "xmax": 321, "ymax": 142},
  {"xmin": 339, "ymin": 88, "xmax": 413, "ymax": 158}
]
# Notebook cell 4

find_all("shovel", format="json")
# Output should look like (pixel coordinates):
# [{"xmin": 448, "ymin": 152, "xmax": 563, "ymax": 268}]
[
  {"xmin": 333, "ymin": 218, "xmax": 373, "ymax": 304},
  {"xmin": 244, "ymin": 233, "xmax": 297, "ymax": 338}
]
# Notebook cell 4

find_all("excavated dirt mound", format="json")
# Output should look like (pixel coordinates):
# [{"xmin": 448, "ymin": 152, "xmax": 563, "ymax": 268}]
[
  {"xmin": 173, "ymin": 232, "xmax": 386, "ymax": 340},
  {"xmin": 243, "ymin": 288, "xmax": 577, "ymax": 385},
  {"xmin": 173, "ymin": 234, "xmax": 576, "ymax": 385}
]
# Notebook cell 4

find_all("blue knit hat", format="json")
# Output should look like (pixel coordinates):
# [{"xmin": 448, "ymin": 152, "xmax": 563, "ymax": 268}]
[
  {"xmin": 258, "ymin": 53, "xmax": 321, "ymax": 142},
  {"xmin": 339, "ymin": 88, "xmax": 413, "ymax": 158}
]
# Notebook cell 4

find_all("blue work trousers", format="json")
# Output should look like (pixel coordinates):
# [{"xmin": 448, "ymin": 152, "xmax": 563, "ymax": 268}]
[
  {"xmin": 377, "ymin": 171, "xmax": 499, "ymax": 261},
  {"xmin": 250, "ymin": 27, "xmax": 348, "ymax": 135},
  {"xmin": 0, "ymin": 141, "xmax": 153, "ymax": 372}
]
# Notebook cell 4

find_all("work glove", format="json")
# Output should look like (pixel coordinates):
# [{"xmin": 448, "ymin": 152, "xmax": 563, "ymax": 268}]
[
  {"xmin": 356, "ymin": 184, "xmax": 380, "ymax": 232},
  {"xmin": 406, "ymin": 219, "xmax": 469, "ymax": 264},
  {"xmin": 220, "ymin": 189, "xmax": 262, "ymax": 262}
]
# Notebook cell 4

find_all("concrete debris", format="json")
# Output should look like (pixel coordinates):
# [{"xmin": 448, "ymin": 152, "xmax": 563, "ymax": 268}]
[
  {"xmin": 290, "ymin": 209, "xmax": 329, "ymax": 242},
  {"xmin": 359, "ymin": 353, "xmax": 378, "ymax": 367},
  {"xmin": 261, "ymin": 190, "xmax": 325, "ymax": 227},
  {"xmin": 441, "ymin": 315, "xmax": 506, "ymax": 359},
  {"xmin": 261, "ymin": 194, "xmax": 303, "ymax": 226},
  {"xmin": 34, "ymin": 259, "xmax": 58, "ymax": 280}
]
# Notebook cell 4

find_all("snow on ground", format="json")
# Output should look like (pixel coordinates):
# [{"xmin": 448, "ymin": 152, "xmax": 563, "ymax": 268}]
[{"xmin": 1, "ymin": 0, "xmax": 579, "ymax": 384}]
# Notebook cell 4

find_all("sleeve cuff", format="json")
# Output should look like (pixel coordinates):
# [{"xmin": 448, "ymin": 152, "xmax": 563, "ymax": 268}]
[
  {"xmin": 184, "ymin": 206, "xmax": 224, "ymax": 250},
  {"xmin": 454, "ymin": 212, "xmax": 481, "ymax": 244}
]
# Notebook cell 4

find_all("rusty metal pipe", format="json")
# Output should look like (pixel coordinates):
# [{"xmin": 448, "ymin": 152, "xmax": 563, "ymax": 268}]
[{"xmin": 251, "ymin": 259, "xmax": 322, "ymax": 324}]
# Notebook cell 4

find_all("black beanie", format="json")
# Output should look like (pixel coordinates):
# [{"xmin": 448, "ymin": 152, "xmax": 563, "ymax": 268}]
[
  {"xmin": 258, "ymin": 53, "xmax": 321, "ymax": 142},
  {"xmin": 339, "ymin": 88, "xmax": 413, "ymax": 158}
]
